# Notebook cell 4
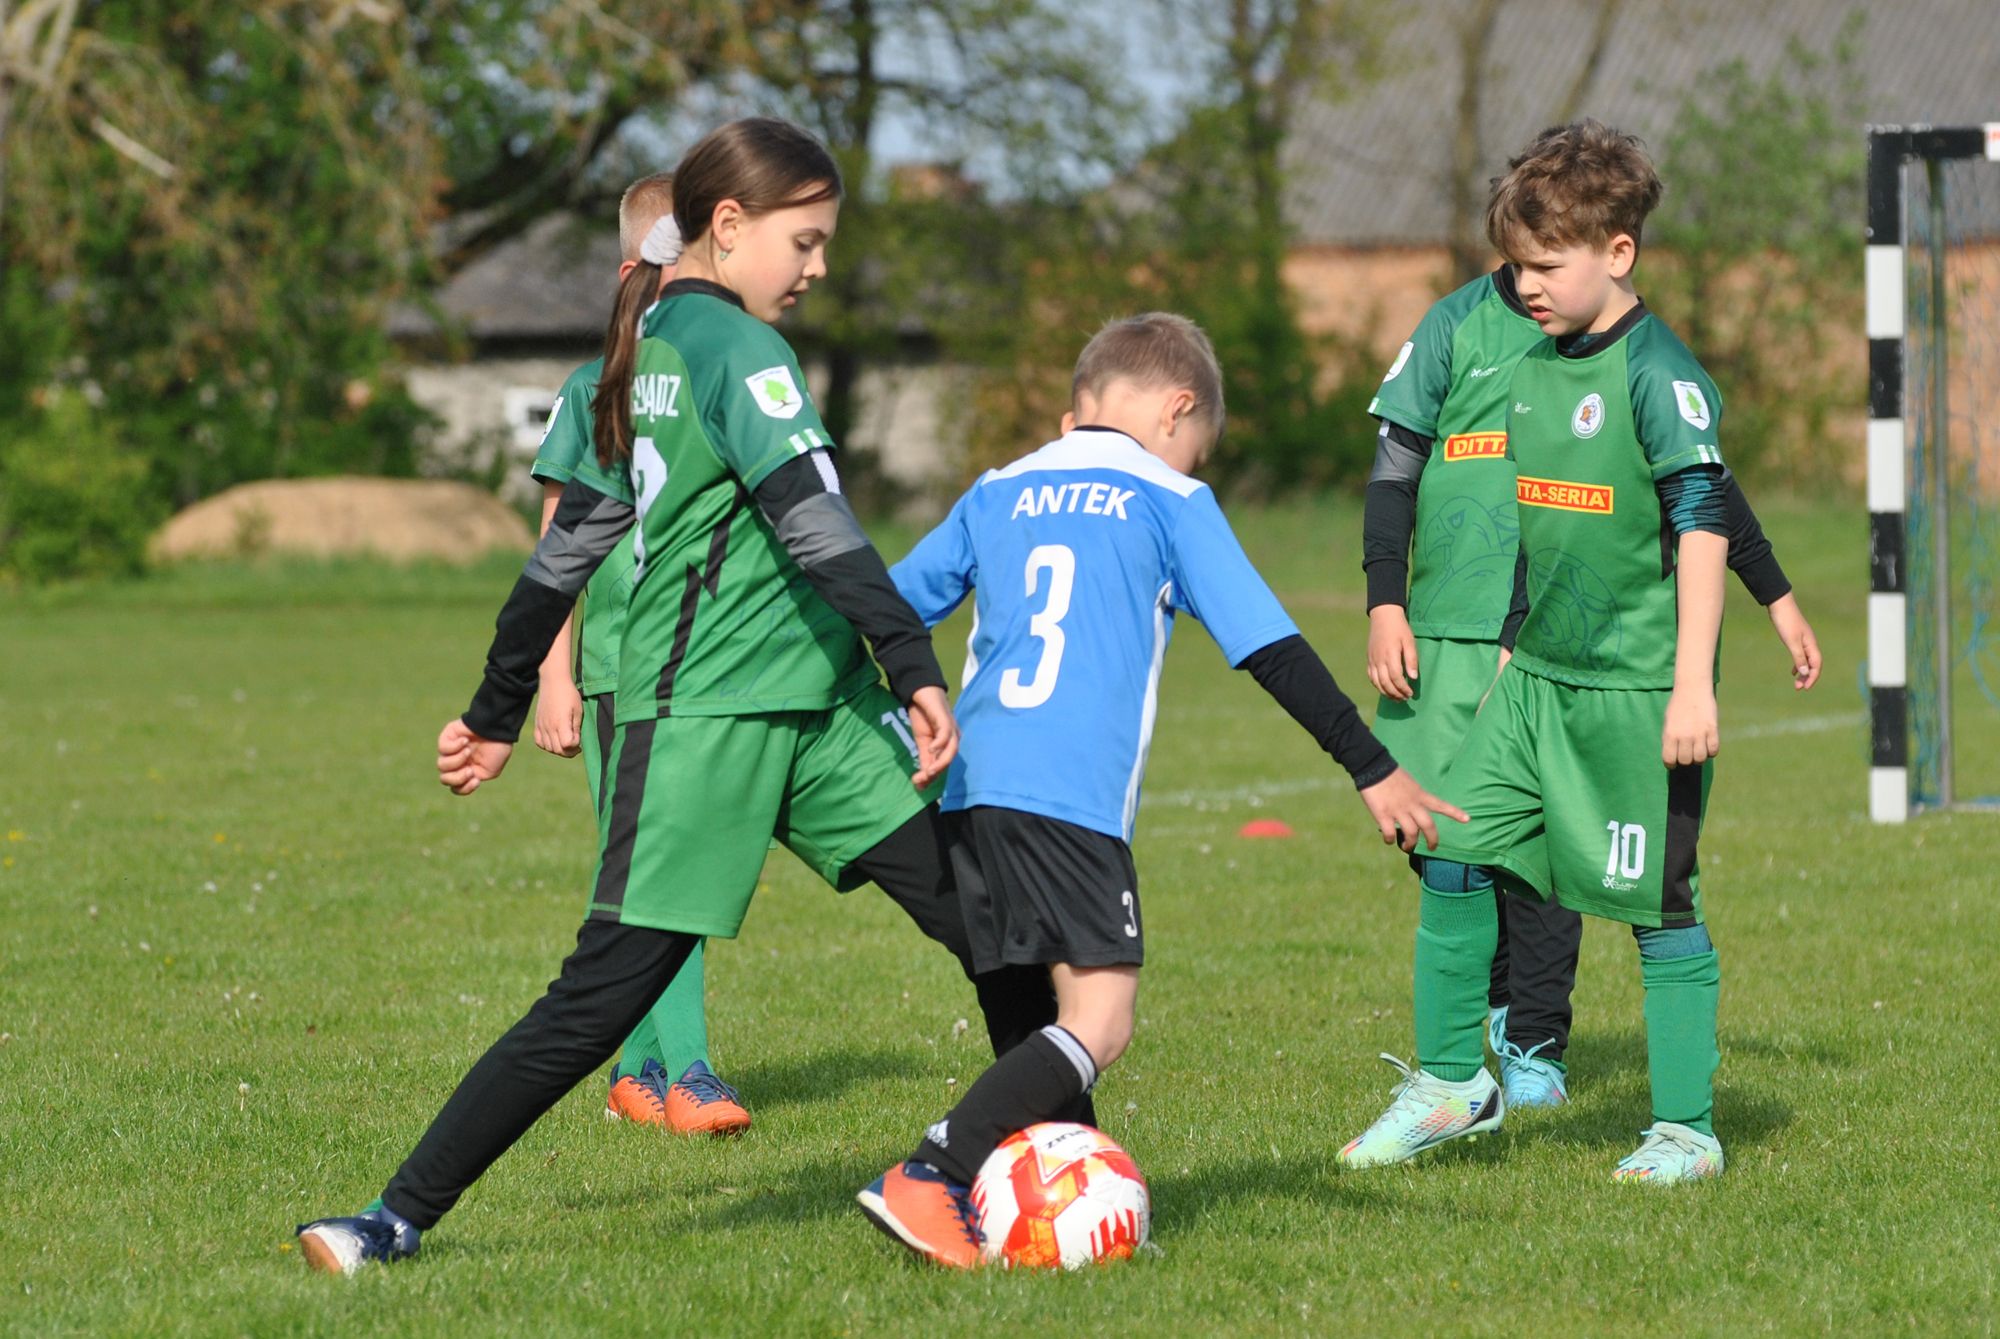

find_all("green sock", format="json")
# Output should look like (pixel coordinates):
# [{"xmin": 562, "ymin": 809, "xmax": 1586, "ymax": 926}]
[
  {"xmin": 1641, "ymin": 949, "xmax": 1721, "ymax": 1137},
  {"xmin": 1414, "ymin": 878, "xmax": 1499, "ymax": 1083},
  {"xmin": 614, "ymin": 937, "xmax": 711, "ymax": 1082}
]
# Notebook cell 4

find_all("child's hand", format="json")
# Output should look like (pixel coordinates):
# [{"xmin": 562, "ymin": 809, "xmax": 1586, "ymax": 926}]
[
  {"xmin": 438, "ymin": 718, "xmax": 514, "ymax": 795},
  {"xmin": 534, "ymin": 672, "xmax": 585, "ymax": 757},
  {"xmin": 1765, "ymin": 592, "xmax": 1821, "ymax": 691},
  {"xmin": 905, "ymin": 686, "xmax": 959, "ymax": 790},
  {"xmin": 1367, "ymin": 605, "xmax": 1420, "ymax": 701},
  {"xmin": 1358, "ymin": 766, "xmax": 1467, "ymax": 853},
  {"xmin": 1661, "ymin": 688, "xmax": 1719, "ymax": 767}
]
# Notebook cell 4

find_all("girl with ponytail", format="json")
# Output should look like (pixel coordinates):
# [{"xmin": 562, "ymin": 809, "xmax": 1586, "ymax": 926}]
[{"xmin": 297, "ymin": 118, "xmax": 1055, "ymax": 1273}]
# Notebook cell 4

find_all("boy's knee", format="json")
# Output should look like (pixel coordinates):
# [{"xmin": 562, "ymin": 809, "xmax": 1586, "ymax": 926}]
[
  {"xmin": 1421, "ymin": 859, "xmax": 1494, "ymax": 895},
  {"xmin": 1633, "ymin": 923, "xmax": 1714, "ymax": 960},
  {"xmin": 1056, "ymin": 1010, "xmax": 1133, "ymax": 1072}
]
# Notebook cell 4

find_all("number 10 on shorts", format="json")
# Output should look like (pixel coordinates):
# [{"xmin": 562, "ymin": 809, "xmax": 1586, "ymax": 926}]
[{"xmin": 1604, "ymin": 820, "xmax": 1647, "ymax": 880}]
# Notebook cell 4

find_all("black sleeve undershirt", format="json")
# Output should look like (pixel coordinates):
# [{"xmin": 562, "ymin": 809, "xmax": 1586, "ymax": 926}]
[
  {"xmin": 1362, "ymin": 419, "xmax": 1432, "ymax": 610},
  {"xmin": 464, "ymin": 477, "xmax": 633, "ymax": 741},
  {"xmin": 1239, "ymin": 635, "xmax": 1398, "ymax": 789},
  {"xmin": 1723, "ymin": 475, "xmax": 1791, "ymax": 605},
  {"xmin": 1499, "ymin": 544, "xmax": 1529, "ymax": 652},
  {"xmin": 750, "ymin": 451, "xmax": 944, "ymax": 704}
]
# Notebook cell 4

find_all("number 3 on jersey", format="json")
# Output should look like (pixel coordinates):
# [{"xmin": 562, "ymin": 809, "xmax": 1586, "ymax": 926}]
[{"xmin": 999, "ymin": 544, "xmax": 1075, "ymax": 709}]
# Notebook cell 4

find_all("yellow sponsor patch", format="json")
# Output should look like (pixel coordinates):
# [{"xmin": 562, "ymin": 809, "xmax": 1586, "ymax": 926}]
[
  {"xmin": 1442, "ymin": 431, "xmax": 1508, "ymax": 461},
  {"xmin": 1516, "ymin": 475, "xmax": 1614, "ymax": 514}
]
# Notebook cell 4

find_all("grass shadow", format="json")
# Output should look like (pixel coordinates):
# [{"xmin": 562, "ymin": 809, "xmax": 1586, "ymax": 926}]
[
  {"xmin": 1566, "ymin": 1024, "xmax": 1856, "ymax": 1082},
  {"xmin": 1529, "ymin": 1027, "xmax": 1798, "ymax": 1154},
  {"xmin": 726, "ymin": 1047, "xmax": 928, "ymax": 1112},
  {"xmin": 1143, "ymin": 1151, "xmax": 1467, "ymax": 1237}
]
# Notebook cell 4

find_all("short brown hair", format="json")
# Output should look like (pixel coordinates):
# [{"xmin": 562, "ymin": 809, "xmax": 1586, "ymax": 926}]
[
  {"xmin": 617, "ymin": 172, "xmax": 676, "ymax": 262},
  {"xmin": 1071, "ymin": 313, "xmax": 1225, "ymax": 432},
  {"xmin": 1485, "ymin": 119, "xmax": 1663, "ymax": 259}
]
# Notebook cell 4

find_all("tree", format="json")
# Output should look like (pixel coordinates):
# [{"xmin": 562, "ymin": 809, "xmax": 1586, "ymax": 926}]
[
  {"xmin": 1644, "ymin": 18, "xmax": 1866, "ymax": 485},
  {"xmin": 1442, "ymin": 0, "xmax": 1623, "ymax": 285}
]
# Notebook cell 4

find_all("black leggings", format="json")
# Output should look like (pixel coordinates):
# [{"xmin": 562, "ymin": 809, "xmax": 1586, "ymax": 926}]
[
  {"xmin": 1487, "ymin": 889, "xmax": 1584, "ymax": 1061},
  {"xmin": 381, "ymin": 805, "xmax": 1057, "ymax": 1228}
]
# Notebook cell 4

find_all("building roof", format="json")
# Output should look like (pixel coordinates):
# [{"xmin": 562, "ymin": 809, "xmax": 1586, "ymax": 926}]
[
  {"xmin": 389, "ymin": 212, "xmax": 620, "ymax": 343},
  {"xmin": 1283, "ymin": 0, "xmax": 1999, "ymax": 246}
]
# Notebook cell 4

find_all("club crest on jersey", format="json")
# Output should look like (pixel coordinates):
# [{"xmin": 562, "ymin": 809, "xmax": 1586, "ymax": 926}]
[
  {"xmin": 1572, "ymin": 393, "xmax": 1606, "ymax": 438},
  {"xmin": 1383, "ymin": 341, "xmax": 1413, "ymax": 382},
  {"xmin": 1443, "ymin": 431, "xmax": 1507, "ymax": 462},
  {"xmin": 745, "ymin": 365, "xmax": 805, "ymax": 419},
  {"xmin": 537, "ymin": 396, "xmax": 564, "ymax": 446},
  {"xmin": 1672, "ymin": 380, "xmax": 1711, "ymax": 429}
]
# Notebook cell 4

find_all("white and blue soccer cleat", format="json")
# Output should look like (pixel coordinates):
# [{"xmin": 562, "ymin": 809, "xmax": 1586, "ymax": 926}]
[
  {"xmin": 1337, "ymin": 1053, "xmax": 1504, "ymax": 1169},
  {"xmin": 296, "ymin": 1205, "xmax": 421, "ymax": 1275},
  {"xmin": 1612, "ymin": 1122, "xmax": 1724, "ymax": 1185},
  {"xmin": 1498, "ymin": 1037, "xmax": 1569, "ymax": 1108},
  {"xmin": 1487, "ymin": 1006, "xmax": 1508, "ymax": 1056}
]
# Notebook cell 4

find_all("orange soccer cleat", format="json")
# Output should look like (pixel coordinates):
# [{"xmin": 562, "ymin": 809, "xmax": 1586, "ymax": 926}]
[
  {"xmin": 856, "ymin": 1160, "xmax": 983, "ymax": 1269},
  {"xmin": 607, "ymin": 1058, "xmax": 751, "ymax": 1137}
]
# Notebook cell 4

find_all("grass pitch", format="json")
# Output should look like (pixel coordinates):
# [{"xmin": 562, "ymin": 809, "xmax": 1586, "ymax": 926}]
[{"xmin": 1, "ymin": 497, "xmax": 1995, "ymax": 1337}]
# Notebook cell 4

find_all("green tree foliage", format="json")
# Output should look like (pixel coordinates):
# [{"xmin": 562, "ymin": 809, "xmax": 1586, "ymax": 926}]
[
  {"xmin": 1, "ymin": 1, "xmax": 442, "ymax": 577},
  {"xmin": 1644, "ymin": 18, "xmax": 1867, "ymax": 487},
  {"xmin": 948, "ymin": 1, "xmax": 1388, "ymax": 493}
]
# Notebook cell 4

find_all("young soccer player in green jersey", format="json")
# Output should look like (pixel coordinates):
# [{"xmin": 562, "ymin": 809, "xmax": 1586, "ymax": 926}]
[
  {"xmin": 525, "ymin": 172, "xmax": 753, "ymax": 1136},
  {"xmin": 1361, "ymin": 218, "xmax": 1821, "ymax": 1112},
  {"xmin": 1341, "ymin": 120, "xmax": 1769, "ymax": 1184},
  {"xmin": 296, "ymin": 118, "xmax": 1050, "ymax": 1273}
]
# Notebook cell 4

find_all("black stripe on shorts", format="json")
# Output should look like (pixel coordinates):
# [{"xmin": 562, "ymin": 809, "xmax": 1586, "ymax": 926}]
[
  {"xmin": 591, "ymin": 717, "xmax": 656, "ymax": 921},
  {"xmin": 1660, "ymin": 763, "xmax": 1703, "ymax": 927}
]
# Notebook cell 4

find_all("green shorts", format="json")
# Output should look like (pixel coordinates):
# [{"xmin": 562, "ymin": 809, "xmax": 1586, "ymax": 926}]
[
  {"xmin": 1428, "ymin": 664, "xmax": 1711, "ymax": 928},
  {"xmin": 1369, "ymin": 637, "xmax": 1503, "ymax": 793},
  {"xmin": 585, "ymin": 682, "xmax": 938, "ymax": 936}
]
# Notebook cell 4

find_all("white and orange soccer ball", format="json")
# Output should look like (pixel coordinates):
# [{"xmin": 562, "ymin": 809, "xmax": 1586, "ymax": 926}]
[{"xmin": 971, "ymin": 1122, "xmax": 1150, "ymax": 1269}]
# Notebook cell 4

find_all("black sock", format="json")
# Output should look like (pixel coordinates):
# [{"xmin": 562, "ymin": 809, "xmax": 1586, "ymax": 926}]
[{"xmin": 913, "ymin": 1026, "xmax": 1096, "ymax": 1185}]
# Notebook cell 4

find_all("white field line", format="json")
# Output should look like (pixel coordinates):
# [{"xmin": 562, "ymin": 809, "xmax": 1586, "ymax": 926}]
[{"xmin": 1142, "ymin": 711, "xmax": 1862, "ymax": 811}]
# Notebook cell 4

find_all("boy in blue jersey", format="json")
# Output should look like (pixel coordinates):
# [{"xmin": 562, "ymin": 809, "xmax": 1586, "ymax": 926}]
[{"xmin": 855, "ymin": 313, "xmax": 1465, "ymax": 1267}]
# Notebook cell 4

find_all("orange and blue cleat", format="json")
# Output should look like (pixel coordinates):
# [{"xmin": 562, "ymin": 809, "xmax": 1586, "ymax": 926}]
[
  {"xmin": 607, "ymin": 1058, "xmax": 751, "ymax": 1137},
  {"xmin": 856, "ymin": 1160, "xmax": 983, "ymax": 1269}
]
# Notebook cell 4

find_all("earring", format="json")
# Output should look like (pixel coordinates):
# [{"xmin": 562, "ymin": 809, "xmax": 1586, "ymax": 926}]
[{"xmin": 719, "ymin": 248, "xmax": 731, "ymax": 261}]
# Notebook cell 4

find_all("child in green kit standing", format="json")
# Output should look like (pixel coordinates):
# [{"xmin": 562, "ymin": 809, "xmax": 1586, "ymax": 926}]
[
  {"xmin": 1341, "ymin": 120, "xmax": 1767, "ymax": 1183},
  {"xmin": 1361, "ymin": 242, "xmax": 1820, "ymax": 1111}
]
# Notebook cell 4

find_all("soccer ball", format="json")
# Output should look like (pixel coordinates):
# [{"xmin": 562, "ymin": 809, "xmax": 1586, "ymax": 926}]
[{"xmin": 972, "ymin": 1122, "xmax": 1150, "ymax": 1269}]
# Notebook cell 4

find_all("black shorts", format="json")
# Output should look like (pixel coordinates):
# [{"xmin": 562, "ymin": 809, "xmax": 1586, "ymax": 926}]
[{"xmin": 947, "ymin": 806, "xmax": 1142, "ymax": 973}]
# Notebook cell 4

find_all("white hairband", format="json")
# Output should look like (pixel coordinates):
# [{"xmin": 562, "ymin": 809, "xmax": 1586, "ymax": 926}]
[{"xmin": 640, "ymin": 214, "xmax": 683, "ymax": 266}]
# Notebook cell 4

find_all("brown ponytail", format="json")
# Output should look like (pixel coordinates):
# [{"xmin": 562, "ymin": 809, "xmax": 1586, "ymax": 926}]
[{"xmin": 592, "ymin": 259, "xmax": 661, "ymax": 468}]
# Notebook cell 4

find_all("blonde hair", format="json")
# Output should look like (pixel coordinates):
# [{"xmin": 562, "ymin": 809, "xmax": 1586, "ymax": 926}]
[
  {"xmin": 616, "ymin": 172, "xmax": 676, "ymax": 263},
  {"xmin": 1071, "ymin": 312, "xmax": 1225, "ymax": 432},
  {"xmin": 1485, "ymin": 119, "xmax": 1664, "ymax": 259}
]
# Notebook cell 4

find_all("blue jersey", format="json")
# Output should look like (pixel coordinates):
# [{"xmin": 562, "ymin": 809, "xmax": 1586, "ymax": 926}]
[{"xmin": 892, "ymin": 427, "xmax": 1298, "ymax": 840}]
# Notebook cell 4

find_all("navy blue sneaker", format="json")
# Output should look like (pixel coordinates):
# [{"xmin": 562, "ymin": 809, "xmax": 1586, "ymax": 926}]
[{"xmin": 296, "ymin": 1204, "xmax": 420, "ymax": 1275}]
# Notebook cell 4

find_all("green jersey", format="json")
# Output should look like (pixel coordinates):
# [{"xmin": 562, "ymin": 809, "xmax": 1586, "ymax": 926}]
[
  {"xmin": 1368, "ymin": 270, "xmax": 1541, "ymax": 640},
  {"xmin": 1503, "ymin": 306, "xmax": 1724, "ymax": 690},
  {"xmin": 531, "ymin": 358, "xmax": 635, "ymax": 698},
  {"xmin": 572, "ymin": 284, "xmax": 877, "ymax": 724}
]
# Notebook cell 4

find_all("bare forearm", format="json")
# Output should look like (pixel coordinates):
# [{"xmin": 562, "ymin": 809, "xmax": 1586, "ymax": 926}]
[{"xmin": 1673, "ymin": 531, "xmax": 1728, "ymax": 690}]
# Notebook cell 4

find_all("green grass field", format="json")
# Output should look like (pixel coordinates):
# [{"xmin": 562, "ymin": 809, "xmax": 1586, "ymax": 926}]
[{"xmin": 2, "ymin": 496, "xmax": 1996, "ymax": 1337}]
